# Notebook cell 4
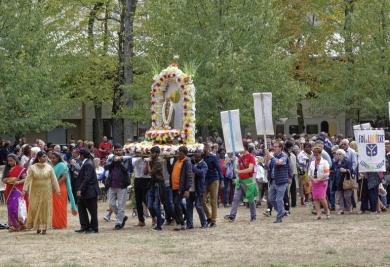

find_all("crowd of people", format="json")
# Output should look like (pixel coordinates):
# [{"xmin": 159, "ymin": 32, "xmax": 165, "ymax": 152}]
[{"xmin": 1, "ymin": 131, "xmax": 390, "ymax": 233}]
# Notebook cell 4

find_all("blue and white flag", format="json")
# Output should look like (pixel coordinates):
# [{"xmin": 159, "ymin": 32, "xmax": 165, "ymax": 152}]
[{"xmin": 354, "ymin": 129, "xmax": 386, "ymax": 172}]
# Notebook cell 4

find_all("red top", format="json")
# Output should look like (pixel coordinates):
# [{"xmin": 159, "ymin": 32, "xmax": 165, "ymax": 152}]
[
  {"xmin": 219, "ymin": 159, "xmax": 227, "ymax": 177},
  {"xmin": 99, "ymin": 141, "xmax": 112, "ymax": 158},
  {"xmin": 238, "ymin": 153, "xmax": 256, "ymax": 180},
  {"xmin": 4, "ymin": 165, "xmax": 26, "ymax": 200}
]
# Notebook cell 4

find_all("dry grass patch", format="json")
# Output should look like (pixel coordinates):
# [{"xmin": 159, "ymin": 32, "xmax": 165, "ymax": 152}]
[{"xmin": 1, "ymin": 202, "xmax": 390, "ymax": 267}]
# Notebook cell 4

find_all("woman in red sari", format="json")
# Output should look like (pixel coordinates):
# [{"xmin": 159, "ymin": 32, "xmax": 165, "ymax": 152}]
[
  {"xmin": 2, "ymin": 154, "xmax": 28, "ymax": 231},
  {"xmin": 49, "ymin": 152, "xmax": 77, "ymax": 229}
]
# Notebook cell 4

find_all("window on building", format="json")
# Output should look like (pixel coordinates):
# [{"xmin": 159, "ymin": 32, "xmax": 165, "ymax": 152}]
[
  {"xmin": 289, "ymin": 125, "xmax": 299, "ymax": 135},
  {"xmin": 306, "ymin": 124, "xmax": 319, "ymax": 135}
]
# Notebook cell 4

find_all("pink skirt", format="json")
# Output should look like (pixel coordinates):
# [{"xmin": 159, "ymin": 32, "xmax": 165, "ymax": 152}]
[{"xmin": 312, "ymin": 181, "xmax": 328, "ymax": 200}]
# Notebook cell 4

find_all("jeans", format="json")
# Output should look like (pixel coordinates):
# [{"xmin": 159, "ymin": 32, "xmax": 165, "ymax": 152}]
[
  {"xmin": 173, "ymin": 190, "xmax": 185, "ymax": 226},
  {"xmin": 203, "ymin": 180, "xmax": 219, "ymax": 223},
  {"xmin": 186, "ymin": 192, "xmax": 207, "ymax": 228},
  {"xmin": 229, "ymin": 184, "xmax": 256, "ymax": 220},
  {"xmin": 107, "ymin": 187, "xmax": 127, "ymax": 225},
  {"xmin": 147, "ymin": 184, "xmax": 164, "ymax": 228},
  {"xmin": 223, "ymin": 178, "xmax": 233, "ymax": 205},
  {"xmin": 326, "ymin": 178, "xmax": 335, "ymax": 209},
  {"xmin": 269, "ymin": 182, "xmax": 288, "ymax": 219},
  {"xmin": 161, "ymin": 185, "xmax": 175, "ymax": 222}
]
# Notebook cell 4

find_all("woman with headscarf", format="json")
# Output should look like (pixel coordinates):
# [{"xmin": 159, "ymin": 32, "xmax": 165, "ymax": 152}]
[
  {"xmin": 23, "ymin": 151, "xmax": 60, "ymax": 234},
  {"xmin": 49, "ymin": 152, "xmax": 77, "ymax": 229},
  {"xmin": 2, "ymin": 154, "xmax": 28, "ymax": 231}
]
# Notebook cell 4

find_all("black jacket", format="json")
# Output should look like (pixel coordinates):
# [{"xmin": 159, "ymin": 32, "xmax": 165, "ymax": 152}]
[
  {"xmin": 105, "ymin": 157, "xmax": 133, "ymax": 189},
  {"xmin": 76, "ymin": 158, "xmax": 99, "ymax": 199}
]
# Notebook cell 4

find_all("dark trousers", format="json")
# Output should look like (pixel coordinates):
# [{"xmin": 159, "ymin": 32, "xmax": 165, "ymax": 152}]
[
  {"xmin": 386, "ymin": 184, "xmax": 390, "ymax": 206},
  {"xmin": 361, "ymin": 181, "xmax": 379, "ymax": 212},
  {"xmin": 161, "ymin": 185, "xmax": 175, "ymax": 222},
  {"xmin": 78, "ymin": 197, "xmax": 98, "ymax": 231},
  {"xmin": 283, "ymin": 185, "xmax": 290, "ymax": 211},
  {"xmin": 186, "ymin": 192, "xmax": 207, "ymax": 228},
  {"xmin": 134, "ymin": 178, "xmax": 150, "ymax": 223},
  {"xmin": 290, "ymin": 176, "xmax": 297, "ymax": 208},
  {"xmin": 173, "ymin": 190, "xmax": 185, "ymax": 226}
]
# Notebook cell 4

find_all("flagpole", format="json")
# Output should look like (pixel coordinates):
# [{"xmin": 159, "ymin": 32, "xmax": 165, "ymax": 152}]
[{"xmin": 261, "ymin": 94, "xmax": 268, "ymax": 150}]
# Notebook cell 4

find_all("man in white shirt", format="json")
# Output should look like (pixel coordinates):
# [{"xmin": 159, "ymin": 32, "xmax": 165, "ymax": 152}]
[{"xmin": 132, "ymin": 157, "xmax": 151, "ymax": 227}]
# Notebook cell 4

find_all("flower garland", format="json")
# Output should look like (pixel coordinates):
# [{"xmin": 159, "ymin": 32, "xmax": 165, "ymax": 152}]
[{"xmin": 147, "ymin": 64, "xmax": 196, "ymax": 144}]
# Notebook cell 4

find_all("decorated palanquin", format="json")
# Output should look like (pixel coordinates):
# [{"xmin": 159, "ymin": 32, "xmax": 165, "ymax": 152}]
[{"xmin": 125, "ymin": 61, "xmax": 203, "ymax": 156}]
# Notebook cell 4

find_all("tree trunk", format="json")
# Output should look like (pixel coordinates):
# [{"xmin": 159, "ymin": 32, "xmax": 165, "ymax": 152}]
[
  {"xmin": 93, "ymin": 102, "xmax": 103, "ymax": 144},
  {"xmin": 297, "ymin": 102, "xmax": 305, "ymax": 134},
  {"xmin": 112, "ymin": 0, "xmax": 138, "ymax": 145},
  {"xmin": 343, "ymin": 0, "xmax": 356, "ymax": 127},
  {"xmin": 112, "ymin": 3, "xmax": 125, "ymax": 145},
  {"xmin": 88, "ymin": 2, "xmax": 104, "ymax": 144}
]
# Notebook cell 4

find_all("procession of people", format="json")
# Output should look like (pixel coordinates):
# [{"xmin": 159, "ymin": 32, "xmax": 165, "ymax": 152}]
[{"xmin": 1, "ymin": 131, "xmax": 390, "ymax": 234}]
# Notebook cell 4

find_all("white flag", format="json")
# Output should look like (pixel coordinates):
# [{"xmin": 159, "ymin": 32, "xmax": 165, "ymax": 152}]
[
  {"xmin": 220, "ymin": 110, "xmax": 244, "ymax": 154},
  {"xmin": 253, "ymin": 93, "xmax": 274, "ymax": 135}
]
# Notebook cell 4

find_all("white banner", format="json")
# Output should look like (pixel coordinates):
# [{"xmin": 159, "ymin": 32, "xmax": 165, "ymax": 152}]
[
  {"xmin": 220, "ymin": 109, "xmax": 244, "ymax": 154},
  {"xmin": 253, "ymin": 93, "xmax": 274, "ymax": 135},
  {"xmin": 353, "ymin": 123, "xmax": 371, "ymax": 130},
  {"xmin": 354, "ymin": 129, "xmax": 386, "ymax": 172}
]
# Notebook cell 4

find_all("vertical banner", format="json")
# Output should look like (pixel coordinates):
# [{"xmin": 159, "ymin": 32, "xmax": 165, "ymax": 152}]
[
  {"xmin": 354, "ymin": 129, "xmax": 386, "ymax": 172},
  {"xmin": 388, "ymin": 102, "xmax": 390, "ymax": 124},
  {"xmin": 221, "ymin": 109, "xmax": 244, "ymax": 154},
  {"xmin": 253, "ymin": 93, "xmax": 274, "ymax": 135}
]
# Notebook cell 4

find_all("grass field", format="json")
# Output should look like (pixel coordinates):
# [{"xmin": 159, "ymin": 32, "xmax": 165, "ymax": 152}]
[{"xmin": 1, "ymin": 202, "xmax": 390, "ymax": 267}]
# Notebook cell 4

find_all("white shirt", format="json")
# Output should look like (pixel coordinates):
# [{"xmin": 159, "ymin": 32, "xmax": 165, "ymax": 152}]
[{"xmin": 132, "ymin": 157, "xmax": 150, "ymax": 178}]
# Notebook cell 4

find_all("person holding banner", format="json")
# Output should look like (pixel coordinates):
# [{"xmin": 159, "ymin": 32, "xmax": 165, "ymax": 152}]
[
  {"xmin": 384, "ymin": 140, "xmax": 390, "ymax": 206},
  {"xmin": 265, "ymin": 141, "xmax": 290, "ymax": 223},
  {"xmin": 360, "ymin": 172, "xmax": 380, "ymax": 214},
  {"xmin": 224, "ymin": 142, "xmax": 257, "ymax": 222}
]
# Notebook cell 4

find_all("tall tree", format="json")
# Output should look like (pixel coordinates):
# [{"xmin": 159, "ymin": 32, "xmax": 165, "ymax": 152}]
[
  {"xmin": 136, "ymin": 0, "xmax": 303, "ymax": 135},
  {"xmin": 0, "ymin": 0, "xmax": 75, "ymax": 136},
  {"xmin": 112, "ymin": 0, "xmax": 138, "ymax": 144}
]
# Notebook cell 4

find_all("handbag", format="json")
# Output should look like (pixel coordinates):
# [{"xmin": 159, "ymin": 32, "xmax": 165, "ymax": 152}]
[
  {"xmin": 343, "ymin": 178, "xmax": 357, "ymax": 190},
  {"xmin": 17, "ymin": 197, "xmax": 27, "ymax": 223}
]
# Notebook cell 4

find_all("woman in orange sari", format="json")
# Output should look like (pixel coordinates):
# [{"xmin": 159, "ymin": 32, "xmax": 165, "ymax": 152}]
[
  {"xmin": 50, "ymin": 152, "xmax": 77, "ymax": 229},
  {"xmin": 2, "ymin": 154, "xmax": 28, "ymax": 231}
]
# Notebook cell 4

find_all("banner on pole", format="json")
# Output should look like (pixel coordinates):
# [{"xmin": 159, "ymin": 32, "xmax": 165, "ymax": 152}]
[
  {"xmin": 354, "ymin": 129, "xmax": 386, "ymax": 172},
  {"xmin": 353, "ymin": 123, "xmax": 371, "ymax": 130},
  {"xmin": 220, "ymin": 109, "xmax": 244, "ymax": 154},
  {"xmin": 253, "ymin": 93, "xmax": 274, "ymax": 135},
  {"xmin": 388, "ymin": 102, "xmax": 390, "ymax": 123}
]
